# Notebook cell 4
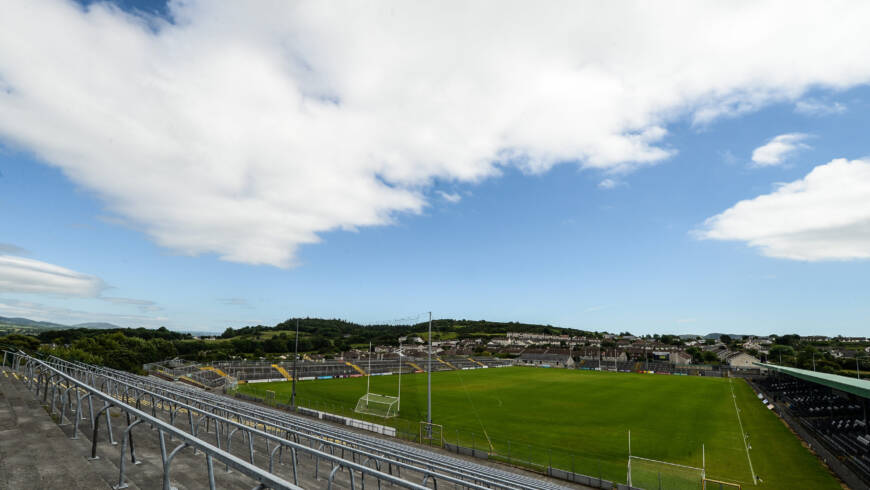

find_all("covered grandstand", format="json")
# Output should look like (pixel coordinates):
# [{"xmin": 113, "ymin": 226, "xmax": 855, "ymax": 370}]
[{"xmin": 755, "ymin": 363, "xmax": 870, "ymax": 488}]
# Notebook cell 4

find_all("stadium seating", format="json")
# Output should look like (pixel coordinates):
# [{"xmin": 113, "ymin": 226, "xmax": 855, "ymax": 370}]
[
  {"xmin": 4, "ymin": 351, "xmax": 570, "ymax": 490},
  {"xmin": 759, "ymin": 376, "xmax": 870, "ymax": 484}
]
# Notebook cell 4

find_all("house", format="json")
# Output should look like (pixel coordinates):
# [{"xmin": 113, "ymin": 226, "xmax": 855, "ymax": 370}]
[
  {"xmin": 721, "ymin": 352, "xmax": 762, "ymax": 370},
  {"xmin": 517, "ymin": 352, "xmax": 575, "ymax": 368},
  {"xmin": 670, "ymin": 351, "xmax": 693, "ymax": 365}
]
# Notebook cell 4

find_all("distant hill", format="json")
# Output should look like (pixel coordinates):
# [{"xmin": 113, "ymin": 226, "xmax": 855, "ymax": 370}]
[
  {"xmin": 0, "ymin": 316, "xmax": 68, "ymax": 329},
  {"xmin": 73, "ymin": 322, "xmax": 123, "ymax": 330},
  {"xmin": 704, "ymin": 333, "xmax": 754, "ymax": 341},
  {"xmin": 0, "ymin": 316, "xmax": 121, "ymax": 332}
]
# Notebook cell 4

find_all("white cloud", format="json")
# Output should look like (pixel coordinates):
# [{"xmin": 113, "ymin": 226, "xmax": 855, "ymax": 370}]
[
  {"xmin": 0, "ymin": 255, "xmax": 104, "ymax": 297},
  {"xmin": 698, "ymin": 158, "xmax": 870, "ymax": 261},
  {"xmin": 794, "ymin": 98, "xmax": 846, "ymax": 116},
  {"xmin": 751, "ymin": 133, "xmax": 811, "ymax": 167},
  {"xmin": 436, "ymin": 191, "xmax": 462, "ymax": 203},
  {"xmin": 0, "ymin": 254, "xmax": 161, "ymax": 313},
  {"xmin": 3, "ymin": 2, "xmax": 870, "ymax": 266},
  {"xmin": 598, "ymin": 179, "xmax": 620, "ymax": 190}
]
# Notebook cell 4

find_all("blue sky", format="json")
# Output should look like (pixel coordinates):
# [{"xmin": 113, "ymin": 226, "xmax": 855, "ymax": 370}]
[{"xmin": 1, "ymin": 1, "xmax": 870, "ymax": 335}]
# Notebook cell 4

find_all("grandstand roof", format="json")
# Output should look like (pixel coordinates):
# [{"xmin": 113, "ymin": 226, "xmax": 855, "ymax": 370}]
[{"xmin": 756, "ymin": 363, "xmax": 870, "ymax": 399}]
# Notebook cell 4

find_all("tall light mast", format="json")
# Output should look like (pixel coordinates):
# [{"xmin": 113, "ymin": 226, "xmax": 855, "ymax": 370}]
[
  {"xmin": 291, "ymin": 318, "xmax": 299, "ymax": 408},
  {"xmin": 427, "ymin": 312, "xmax": 433, "ymax": 430}
]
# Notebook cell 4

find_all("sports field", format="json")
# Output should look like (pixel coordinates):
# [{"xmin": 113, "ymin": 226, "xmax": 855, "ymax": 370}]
[{"xmin": 238, "ymin": 367, "xmax": 838, "ymax": 489}]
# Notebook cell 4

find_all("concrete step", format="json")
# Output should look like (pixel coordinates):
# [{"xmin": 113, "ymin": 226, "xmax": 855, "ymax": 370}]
[
  {"xmin": 0, "ymin": 368, "xmax": 339, "ymax": 489},
  {"xmin": 0, "ymin": 368, "xmax": 117, "ymax": 489}
]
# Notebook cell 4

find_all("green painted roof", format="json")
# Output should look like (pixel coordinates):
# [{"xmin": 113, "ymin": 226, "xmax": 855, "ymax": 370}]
[{"xmin": 756, "ymin": 363, "xmax": 870, "ymax": 399}]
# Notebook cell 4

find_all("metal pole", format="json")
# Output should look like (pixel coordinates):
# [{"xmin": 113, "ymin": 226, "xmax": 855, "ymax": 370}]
[
  {"xmin": 427, "ymin": 312, "xmax": 432, "ymax": 429},
  {"xmin": 397, "ymin": 339, "xmax": 402, "ymax": 412},
  {"xmin": 812, "ymin": 352, "xmax": 816, "ymax": 371},
  {"xmin": 291, "ymin": 319, "xmax": 299, "ymax": 408},
  {"xmin": 857, "ymin": 356, "xmax": 861, "ymax": 380},
  {"xmin": 367, "ymin": 342, "xmax": 372, "ymax": 396}
]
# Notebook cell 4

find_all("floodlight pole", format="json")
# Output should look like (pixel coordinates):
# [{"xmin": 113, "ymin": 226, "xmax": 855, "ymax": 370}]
[
  {"xmin": 812, "ymin": 352, "xmax": 816, "ymax": 371},
  {"xmin": 291, "ymin": 319, "xmax": 299, "ymax": 408},
  {"xmin": 367, "ymin": 341, "xmax": 372, "ymax": 395},
  {"xmin": 427, "ymin": 311, "xmax": 433, "ymax": 431},
  {"xmin": 398, "ymin": 339, "xmax": 402, "ymax": 411},
  {"xmin": 857, "ymin": 356, "xmax": 861, "ymax": 380}
]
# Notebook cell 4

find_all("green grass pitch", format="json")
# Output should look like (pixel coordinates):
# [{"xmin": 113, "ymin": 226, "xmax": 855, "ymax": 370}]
[{"xmin": 238, "ymin": 367, "xmax": 838, "ymax": 489}]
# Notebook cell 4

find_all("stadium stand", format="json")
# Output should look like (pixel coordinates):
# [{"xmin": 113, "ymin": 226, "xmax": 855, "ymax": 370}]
[
  {"xmin": 758, "ymin": 367, "xmax": 870, "ymax": 487},
  {"xmin": 1, "ymin": 350, "xmax": 577, "ymax": 490}
]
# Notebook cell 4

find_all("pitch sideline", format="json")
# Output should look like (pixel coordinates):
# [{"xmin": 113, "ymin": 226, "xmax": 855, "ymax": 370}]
[{"xmin": 729, "ymin": 378, "xmax": 757, "ymax": 485}]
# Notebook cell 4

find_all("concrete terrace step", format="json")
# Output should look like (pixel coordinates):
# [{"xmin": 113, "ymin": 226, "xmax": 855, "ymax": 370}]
[
  {"xmin": 0, "ymin": 368, "xmax": 117, "ymax": 489},
  {"xmin": 0, "ymin": 367, "xmax": 357, "ymax": 489}
]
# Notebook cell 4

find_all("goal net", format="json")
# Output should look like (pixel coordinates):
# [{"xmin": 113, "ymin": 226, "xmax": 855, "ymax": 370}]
[
  {"xmin": 354, "ymin": 393, "xmax": 399, "ymax": 418},
  {"xmin": 629, "ymin": 456, "xmax": 704, "ymax": 490}
]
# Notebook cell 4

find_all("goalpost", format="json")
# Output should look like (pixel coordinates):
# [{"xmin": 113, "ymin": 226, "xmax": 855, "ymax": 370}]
[
  {"xmin": 627, "ymin": 432, "xmax": 741, "ymax": 490},
  {"xmin": 354, "ymin": 392, "xmax": 399, "ymax": 418},
  {"xmin": 629, "ymin": 456, "xmax": 706, "ymax": 490},
  {"xmin": 354, "ymin": 341, "xmax": 400, "ymax": 418}
]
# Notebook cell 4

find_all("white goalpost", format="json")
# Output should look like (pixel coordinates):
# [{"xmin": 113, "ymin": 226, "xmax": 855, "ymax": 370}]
[
  {"xmin": 354, "ymin": 341, "xmax": 401, "ymax": 418},
  {"xmin": 628, "ymin": 431, "xmax": 709, "ymax": 490},
  {"xmin": 354, "ymin": 392, "xmax": 399, "ymax": 418}
]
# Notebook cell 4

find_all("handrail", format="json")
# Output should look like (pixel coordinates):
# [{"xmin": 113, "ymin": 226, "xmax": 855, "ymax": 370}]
[
  {"xmin": 11, "ymin": 352, "xmax": 452, "ymax": 490},
  {"xmin": 7, "ymin": 352, "xmax": 300, "ymax": 490},
  {"xmin": 59, "ymin": 358, "xmax": 543, "ymax": 490},
  {"xmin": 47, "ymin": 356, "xmax": 497, "ymax": 490},
  {"xmin": 43, "ymin": 355, "xmax": 568, "ymax": 490}
]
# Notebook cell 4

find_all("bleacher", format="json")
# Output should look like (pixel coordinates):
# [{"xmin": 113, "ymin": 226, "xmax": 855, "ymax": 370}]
[
  {"xmin": 474, "ymin": 356, "xmax": 514, "ymax": 368},
  {"xmin": 3, "ymin": 350, "xmax": 572, "ymax": 490},
  {"xmin": 760, "ymin": 375, "xmax": 870, "ymax": 483},
  {"xmin": 186, "ymin": 355, "xmax": 514, "ymax": 383}
]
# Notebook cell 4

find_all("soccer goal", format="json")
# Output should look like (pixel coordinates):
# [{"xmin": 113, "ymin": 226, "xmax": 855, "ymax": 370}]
[
  {"xmin": 354, "ymin": 393, "xmax": 399, "ymax": 418},
  {"xmin": 628, "ymin": 456, "xmax": 705, "ymax": 490}
]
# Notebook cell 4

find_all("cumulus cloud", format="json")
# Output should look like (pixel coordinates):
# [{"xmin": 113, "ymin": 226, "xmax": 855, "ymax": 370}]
[
  {"xmin": 794, "ymin": 98, "xmax": 847, "ymax": 116},
  {"xmin": 698, "ymin": 158, "xmax": 870, "ymax": 261},
  {"xmin": 3, "ymin": 2, "xmax": 870, "ymax": 266},
  {"xmin": 0, "ymin": 255, "xmax": 105, "ymax": 297},
  {"xmin": 751, "ymin": 133, "xmax": 811, "ymax": 167}
]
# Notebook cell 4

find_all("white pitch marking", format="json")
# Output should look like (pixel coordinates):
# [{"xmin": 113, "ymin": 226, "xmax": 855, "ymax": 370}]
[{"xmin": 729, "ymin": 378, "xmax": 757, "ymax": 485}]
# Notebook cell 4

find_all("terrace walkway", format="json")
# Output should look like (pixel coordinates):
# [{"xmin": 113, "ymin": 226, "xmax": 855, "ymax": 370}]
[{"xmin": 0, "ymin": 369, "xmax": 113, "ymax": 489}]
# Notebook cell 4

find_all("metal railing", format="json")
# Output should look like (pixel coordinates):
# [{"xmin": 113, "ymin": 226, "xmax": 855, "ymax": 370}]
[
  {"xmin": 7, "ymin": 351, "xmax": 569, "ymax": 490},
  {"xmin": 47, "ymin": 355, "xmax": 569, "ymax": 490},
  {"xmin": 5, "ymin": 351, "xmax": 437, "ymax": 490},
  {"xmin": 4, "ymin": 351, "xmax": 301, "ymax": 490}
]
